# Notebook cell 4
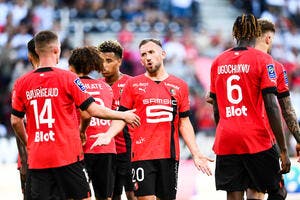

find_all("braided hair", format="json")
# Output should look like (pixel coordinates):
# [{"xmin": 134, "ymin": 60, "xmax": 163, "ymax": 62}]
[{"xmin": 232, "ymin": 13, "xmax": 261, "ymax": 45}]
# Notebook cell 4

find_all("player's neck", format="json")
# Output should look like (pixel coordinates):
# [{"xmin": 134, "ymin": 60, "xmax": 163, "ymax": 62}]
[
  {"xmin": 254, "ymin": 43, "xmax": 268, "ymax": 54},
  {"xmin": 105, "ymin": 72, "xmax": 123, "ymax": 86},
  {"xmin": 145, "ymin": 71, "xmax": 168, "ymax": 82},
  {"xmin": 238, "ymin": 39, "xmax": 255, "ymax": 48},
  {"xmin": 38, "ymin": 56, "xmax": 58, "ymax": 68}
]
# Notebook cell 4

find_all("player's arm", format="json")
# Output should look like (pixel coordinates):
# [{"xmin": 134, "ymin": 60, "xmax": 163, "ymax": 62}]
[
  {"xmin": 209, "ymin": 92, "xmax": 219, "ymax": 125},
  {"xmin": 263, "ymin": 93, "xmax": 291, "ymax": 173},
  {"xmin": 179, "ymin": 116, "xmax": 213, "ymax": 176},
  {"xmin": 89, "ymin": 106, "xmax": 129, "ymax": 149},
  {"xmin": 79, "ymin": 110, "xmax": 91, "ymax": 145},
  {"xmin": 11, "ymin": 114, "xmax": 28, "ymax": 175},
  {"xmin": 16, "ymin": 137, "xmax": 28, "ymax": 177},
  {"xmin": 11, "ymin": 115, "xmax": 27, "ymax": 146},
  {"xmin": 278, "ymin": 96, "xmax": 300, "ymax": 156},
  {"xmin": 83, "ymin": 100, "xmax": 140, "ymax": 127}
]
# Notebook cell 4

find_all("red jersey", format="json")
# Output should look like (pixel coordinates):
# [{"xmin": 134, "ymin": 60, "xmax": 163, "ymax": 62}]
[
  {"xmin": 101, "ymin": 74, "xmax": 132, "ymax": 154},
  {"xmin": 120, "ymin": 74, "xmax": 190, "ymax": 161},
  {"xmin": 80, "ymin": 76, "xmax": 116, "ymax": 154},
  {"xmin": 275, "ymin": 60, "xmax": 289, "ymax": 97},
  {"xmin": 210, "ymin": 47, "xmax": 277, "ymax": 155},
  {"xmin": 11, "ymin": 67, "xmax": 93, "ymax": 169}
]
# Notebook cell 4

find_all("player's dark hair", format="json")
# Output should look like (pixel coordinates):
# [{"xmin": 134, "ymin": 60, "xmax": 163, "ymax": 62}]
[
  {"xmin": 68, "ymin": 46, "xmax": 103, "ymax": 74},
  {"xmin": 139, "ymin": 38, "xmax": 162, "ymax": 49},
  {"xmin": 27, "ymin": 38, "xmax": 39, "ymax": 60},
  {"xmin": 258, "ymin": 19, "xmax": 275, "ymax": 34},
  {"xmin": 97, "ymin": 40, "xmax": 123, "ymax": 59},
  {"xmin": 34, "ymin": 30, "xmax": 58, "ymax": 53},
  {"xmin": 232, "ymin": 13, "xmax": 261, "ymax": 45}
]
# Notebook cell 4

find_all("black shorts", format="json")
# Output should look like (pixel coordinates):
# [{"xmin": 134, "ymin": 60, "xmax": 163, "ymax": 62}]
[
  {"xmin": 29, "ymin": 161, "xmax": 91, "ymax": 200},
  {"xmin": 84, "ymin": 153, "xmax": 116, "ymax": 199},
  {"xmin": 215, "ymin": 145, "xmax": 281, "ymax": 193},
  {"xmin": 132, "ymin": 158, "xmax": 179, "ymax": 199},
  {"xmin": 114, "ymin": 153, "xmax": 134, "ymax": 195}
]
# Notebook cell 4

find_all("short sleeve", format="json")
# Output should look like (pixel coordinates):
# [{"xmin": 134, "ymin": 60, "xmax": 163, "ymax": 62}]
[
  {"xmin": 178, "ymin": 81, "xmax": 190, "ymax": 114},
  {"xmin": 210, "ymin": 59, "xmax": 217, "ymax": 97},
  {"xmin": 67, "ymin": 73, "xmax": 93, "ymax": 109},
  {"xmin": 11, "ymin": 78, "xmax": 25, "ymax": 117},
  {"xmin": 275, "ymin": 61, "xmax": 289, "ymax": 98},
  {"xmin": 260, "ymin": 55, "xmax": 277, "ymax": 94}
]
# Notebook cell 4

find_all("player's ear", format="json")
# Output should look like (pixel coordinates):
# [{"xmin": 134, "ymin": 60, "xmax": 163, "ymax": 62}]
[
  {"xmin": 69, "ymin": 65, "xmax": 75, "ymax": 73},
  {"xmin": 265, "ymin": 33, "xmax": 272, "ymax": 45},
  {"xmin": 28, "ymin": 53, "xmax": 33, "ymax": 62},
  {"xmin": 53, "ymin": 46, "xmax": 59, "ymax": 54},
  {"xmin": 162, "ymin": 50, "xmax": 166, "ymax": 59}
]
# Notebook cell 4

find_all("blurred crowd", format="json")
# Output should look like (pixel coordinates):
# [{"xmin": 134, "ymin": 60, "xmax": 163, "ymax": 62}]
[{"xmin": 1, "ymin": 0, "xmax": 300, "ymax": 162}]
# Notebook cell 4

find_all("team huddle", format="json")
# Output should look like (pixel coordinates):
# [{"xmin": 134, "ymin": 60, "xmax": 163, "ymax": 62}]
[{"xmin": 10, "ymin": 13, "xmax": 300, "ymax": 200}]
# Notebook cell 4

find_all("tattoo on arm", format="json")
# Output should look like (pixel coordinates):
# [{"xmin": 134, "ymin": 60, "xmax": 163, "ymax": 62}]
[{"xmin": 278, "ymin": 96, "xmax": 300, "ymax": 143}]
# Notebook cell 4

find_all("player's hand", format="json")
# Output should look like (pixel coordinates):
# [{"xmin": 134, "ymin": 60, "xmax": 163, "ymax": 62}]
[
  {"xmin": 90, "ymin": 133, "xmax": 112, "ymax": 149},
  {"xmin": 280, "ymin": 151, "xmax": 291, "ymax": 174},
  {"xmin": 123, "ymin": 109, "xmax": 140, "ymax": 128},
  {"xmin": 296, "ymin": 143, "xmax": 300, "ymax": 162},
  {"xmin": 192, "ymin": 153, "xmax": 214, "ymax": 176},
  {"xmin": 205, "ymin": 91, "xmax": 213, "ymax": 104},
  {"xmin": 80, "ymin": 131, "xmax": 87, "ymax": 146}
]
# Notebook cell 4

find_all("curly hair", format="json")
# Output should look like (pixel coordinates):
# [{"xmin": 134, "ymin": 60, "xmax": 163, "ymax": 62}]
[
  {"xmin": 68, "ymin": 46, "xmax": 103, "ymax": 74},
  {"xmin": 97, "ymin": 40, "xmax": 123, "ymax": 59},
  {"xmin": 232, "ymin": 13, "xmax": 261, "ymax": 44}
]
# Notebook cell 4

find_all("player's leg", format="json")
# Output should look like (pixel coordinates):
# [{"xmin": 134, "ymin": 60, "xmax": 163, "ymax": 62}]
[
  {"xmin": 85, "ymin": 153, "xmax": 116, "ymax": 200},
  {"xmin": 246, "ymin": 188, "xmax": 264, "ymax": 199},
  {"xmin": 55, "ymin": 161, "xmax": 91, "ymax": 200},
  {"xmin": 155, "ymin": 159, "xmax": 178, "ymax": 200},
  {"xmin": 227, "ymin": 191, "xmax": 244, "ymax": 200},
  {"xmin": 30, "ymin": 168, "xmax": 62, "ymax": 199},
  {"xmin": 132, "ymin": 160, "xmax": 156, "ymax": 200},
  {"xmin": 215, "ymin": 154, "xmax": 249, "ymax": 200},
  {"xmin": 122, "ymin": 155, "xmax": 136, "ymax": 200},
  {"xmin": 113, "ymin": 154, "xmax": 126, "ymax": 200},
  {"xmin": 266, "ymin": 175, "xmax": 287, "ymax": 200},
  {"xmin": 244, "ymin": 145, "xmax": 281, "ymax": 200}
]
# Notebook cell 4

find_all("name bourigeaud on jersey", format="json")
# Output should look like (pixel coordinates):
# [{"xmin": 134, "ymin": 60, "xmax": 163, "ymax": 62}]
[{"xmin": 26, "ymin": 87, "xmax": 59, "ymax": 100}]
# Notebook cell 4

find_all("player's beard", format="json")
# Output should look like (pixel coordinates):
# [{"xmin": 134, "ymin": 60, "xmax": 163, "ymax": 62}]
[{"xmin": 146, "ymin": 62, "xmax": 161, "ymax": 74}]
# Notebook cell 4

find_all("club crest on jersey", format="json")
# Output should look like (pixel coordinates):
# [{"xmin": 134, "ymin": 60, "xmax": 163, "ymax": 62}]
[
  {"xmin": 267, "ymin": 64, "xmax": 276, "ymax": 79},
  {"xmin": 283, "ymin": 71, "xmax": 289, "ymax": 85},
  {"xmin": 170, "ymin": 88, "xmax": 176, "ymax": 95},
  {"xmin": 74, "ymin": 78, "xmax": 86, "ymax": 92}
]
